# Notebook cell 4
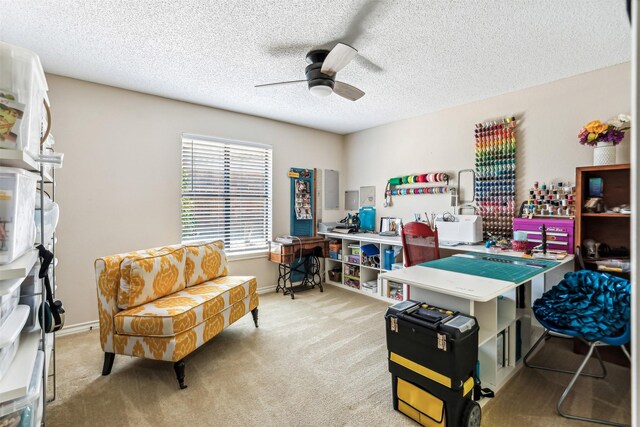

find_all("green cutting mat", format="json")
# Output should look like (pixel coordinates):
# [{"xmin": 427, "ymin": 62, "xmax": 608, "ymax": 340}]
[{"xmin": 420, "ymin": 252, "xmax": 560, "ymax": 283}]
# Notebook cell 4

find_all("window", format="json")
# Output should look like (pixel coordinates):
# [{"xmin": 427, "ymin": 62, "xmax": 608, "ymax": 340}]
[{"xmin": 181, "ymin": 134, "xmax": 272, "ymax": 256}]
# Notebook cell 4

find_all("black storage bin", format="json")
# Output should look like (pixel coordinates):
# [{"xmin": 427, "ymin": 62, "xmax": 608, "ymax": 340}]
[{"xmin": 385, "ymin": 300, "xmax": 481, "ymax": 427}]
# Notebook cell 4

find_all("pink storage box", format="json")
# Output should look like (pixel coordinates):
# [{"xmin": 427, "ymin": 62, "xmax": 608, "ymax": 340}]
[{"xmin": 512, "ymin": 217, "xmax": 575, "ymax": 254}]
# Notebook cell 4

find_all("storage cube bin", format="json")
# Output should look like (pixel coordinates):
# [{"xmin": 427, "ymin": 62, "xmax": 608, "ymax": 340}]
[
  {"xmin": 0, "ymin": 42, "xmax": 48, "ymax": 156},
  {"xmin": 328, "ymin": 269, "xmax": 341, "ymax": 282},
  {"xmin": 0, "ymin": 168, "xmax": 38, "ymax": 264},
  {"xmin": 362, "ymin": 280, "xmax": 378, "ymax": 294},
  {"xmin": 344, "ymin": 278, "xmax": 360, "ymax": 289},
  {"xmin": 0, "ymin": 350, "xmax": 44, "ymax": 427}
]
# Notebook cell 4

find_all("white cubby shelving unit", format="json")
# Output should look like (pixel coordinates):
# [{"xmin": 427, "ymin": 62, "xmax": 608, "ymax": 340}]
[
  {"xmin": 378, "ymin": 247, "xmax": 573, "ymax": 397},
  {"xmin": 321, "ymin": 232, "xmax": 408, "ymax": 303},
  {"xmin": 323, "ymin": 230, "xmax": 573, "ymax": 398}
]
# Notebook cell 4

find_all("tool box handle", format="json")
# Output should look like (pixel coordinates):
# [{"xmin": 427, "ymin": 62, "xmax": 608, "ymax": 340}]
[{"xmin": 396, "ymin": 312, "xmax": 440, "ymax": 331}]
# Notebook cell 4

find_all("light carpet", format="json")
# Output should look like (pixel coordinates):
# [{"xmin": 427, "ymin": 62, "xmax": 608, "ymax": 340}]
[{"xmin": 47, "ymin": 285, "xmax": 630, "ymax": 426}]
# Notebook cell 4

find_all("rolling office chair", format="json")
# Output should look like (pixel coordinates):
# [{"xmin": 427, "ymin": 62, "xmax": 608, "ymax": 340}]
[
  {"xmin": 401, "ymin": 221, "xmax": 440, "ymax": 267},
  {"xmin": 523, "ymin": 269, "xmax": 631, "ymax": 427}
]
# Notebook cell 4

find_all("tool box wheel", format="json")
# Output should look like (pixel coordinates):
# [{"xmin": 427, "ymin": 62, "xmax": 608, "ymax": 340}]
[{"xmin": 461, "ymin": 400, "xmax": 481, "ymax": 427}]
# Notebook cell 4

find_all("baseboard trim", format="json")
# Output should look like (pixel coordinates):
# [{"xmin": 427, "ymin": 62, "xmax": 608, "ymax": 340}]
[
  {"xmin": 258, "ymin": 285, "xmax": 277, "ymax": 294},
  {"xmin": 59, "ymin": 287, "xmax": 276, "ymax": 336},
  {"xmin": 57, "ymin": 320, "xmax": 100, "ymax": 337}
]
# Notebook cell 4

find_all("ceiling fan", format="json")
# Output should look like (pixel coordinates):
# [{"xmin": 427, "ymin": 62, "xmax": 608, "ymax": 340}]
[{"xmin": 255, "ymin": 42, "xmax": 365, "ymax": 101}]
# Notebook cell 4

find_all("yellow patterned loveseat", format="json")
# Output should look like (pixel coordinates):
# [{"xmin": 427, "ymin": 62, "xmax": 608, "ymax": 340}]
[{"xmin": 95, "ymin": 240, "xmax": 259, "ymax": 389}]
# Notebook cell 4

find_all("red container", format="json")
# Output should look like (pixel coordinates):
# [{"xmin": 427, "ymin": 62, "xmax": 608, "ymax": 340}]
[
  {"xmin": 512, "ymin": 240, "xmax": 528, "ymax": 252},
  {"xmin": 512, "ymin": 217, "xmax": 575, "ymax": 254}
]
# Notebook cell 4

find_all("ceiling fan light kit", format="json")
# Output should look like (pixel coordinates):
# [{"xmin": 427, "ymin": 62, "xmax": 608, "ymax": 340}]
[
  {"xmin": 309, "ymin": 84, "xmax": 333, "ymax": 97},
  {"xmin": 256, "ymin": 42, "xmax": 365, "ymax": 101},
  {"xmin": 305, "ymin": 50, "xmax": 336, "ymax": 97}
]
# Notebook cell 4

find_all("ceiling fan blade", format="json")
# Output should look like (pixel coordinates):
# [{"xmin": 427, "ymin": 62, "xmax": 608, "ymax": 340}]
[
  {"xmin": 255, "ymin": 80, "xmax": 306, "ymax": 88},
  {"xmin": 333, "ymin": 81, "xmax": 365, "ymax": 101},
  {"xmin": 341, "ymin": 0, "xmax": 383, "ymax": 46},
  {"xmin": 356, "ymin": 55, "xmax": 383, "ymax": 73},
  {"xmin": 321, "ymin": 43, "xmax": 358, "ymax": 76}
]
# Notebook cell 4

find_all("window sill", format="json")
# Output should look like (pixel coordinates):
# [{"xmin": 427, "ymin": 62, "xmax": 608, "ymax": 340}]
[{"xmin": 227, "ymin": 251, "xmax": 269, "ymax": 262}]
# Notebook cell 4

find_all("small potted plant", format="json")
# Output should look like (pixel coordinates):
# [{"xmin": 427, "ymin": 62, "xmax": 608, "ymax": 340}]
[{"xmin": 578, "ymin": 114, "xmax": 631, "ymax": 166}]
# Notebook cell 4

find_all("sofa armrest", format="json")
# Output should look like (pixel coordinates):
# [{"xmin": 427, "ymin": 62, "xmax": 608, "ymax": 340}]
[{"xmin": 95, "ymin": 256, "xmax": 124, "ymax": 353}]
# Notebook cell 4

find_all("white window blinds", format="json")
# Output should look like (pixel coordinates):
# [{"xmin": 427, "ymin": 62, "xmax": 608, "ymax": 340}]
[{"xmin": 181, "ymin": 135, "xmax": 273, "ymax": 256}]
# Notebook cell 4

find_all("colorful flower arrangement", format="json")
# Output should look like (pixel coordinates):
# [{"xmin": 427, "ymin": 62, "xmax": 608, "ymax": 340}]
[{"xmin": 578, "ymin": 114, "xmax": 631, "ymax": 146}]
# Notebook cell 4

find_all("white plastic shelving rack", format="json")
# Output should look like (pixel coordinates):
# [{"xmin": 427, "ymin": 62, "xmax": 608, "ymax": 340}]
[
  {"xmin": 0, "ymin": 249, "xmax": 42, "ymax": 422},
  {"xmin": 0, "ymin": 41, "xmax": 58, "ymax": 426}
]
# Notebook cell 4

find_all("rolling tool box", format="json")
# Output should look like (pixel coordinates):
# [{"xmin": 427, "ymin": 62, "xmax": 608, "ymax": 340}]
[{"xmin": 386, "ymin": 300, "xmax": 482, "ymax": 427}]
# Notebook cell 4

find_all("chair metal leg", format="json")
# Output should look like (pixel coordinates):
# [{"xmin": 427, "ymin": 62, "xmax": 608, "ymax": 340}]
[
  {"xmin": 523, "ymin": 329, "xmax": 606, "ymax": 379},
  {"xmin": 557, "ymin": 343, "xmax": 629, "ymax": 427},
  {"xmin": 620, "ymin": 345, "xmax": 631, "ymax": 363}
]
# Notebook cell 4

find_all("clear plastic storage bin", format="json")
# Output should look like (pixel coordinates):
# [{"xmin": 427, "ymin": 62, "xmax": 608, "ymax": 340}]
[
  {"xmin": 34, "ymin": 195, "xmax": 58, "ymax": 245},
  {"xmin": 0, "ymin": 167, "xmax": 38, "ymax": 264},
  {"xmin": 19, "ymin": 266, "xmax": 41, "ymax": 331},
  {"xmin": 0, "ymin": 350, "xmax": 43, "ymax": 427},
  {"xmin": 0, "ymin": 42, "xmax": 49, "ymax": 156},
  {"xmin": 0, "ymin": 334, "xmax": 19, "ymax": 383},
  {"xmin": 0, "ymin": 284, "xmax": 20, "ymax": 330},
  {"xmin": 0, "ymin": 305, "xmax": 28, "ymax": 381}
]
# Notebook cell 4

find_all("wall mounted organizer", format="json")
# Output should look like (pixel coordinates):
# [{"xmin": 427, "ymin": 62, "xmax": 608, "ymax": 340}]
[
  {"xmin": 521, "ymin": 181, "xmax": 576, "ymax": 218},
  {"xmin": 474, "ymin": 116, "xmax": 518, "ymax": 239},
  {"xmin": 289, "ymin": 167, "xmax": 316, "ymax": 236},
  {"xmin": 384, "ymin": 172, "xmax": 450, "ymax": 207}
]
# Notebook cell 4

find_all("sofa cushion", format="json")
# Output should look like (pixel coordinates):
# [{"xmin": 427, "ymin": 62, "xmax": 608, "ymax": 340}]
[
  {"xmin": 184, "ymin": 240, "xmax": 229, "ymax": 287},
  {"xmin": 118, "ymin": 246, "xmax": 186, "ymax": 310},
  {"xmin": 114, "ymin": 275, "xmax": 257, "ymax": 337},
  {"xmin": 112, "ymin": 292, "xmax": 260, "ymax": 362}
]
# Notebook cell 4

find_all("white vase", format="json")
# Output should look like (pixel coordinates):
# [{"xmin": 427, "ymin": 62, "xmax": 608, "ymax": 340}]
[{"xmin": 593, "ymin": 141, "xmax": 616, "ymax": 166}]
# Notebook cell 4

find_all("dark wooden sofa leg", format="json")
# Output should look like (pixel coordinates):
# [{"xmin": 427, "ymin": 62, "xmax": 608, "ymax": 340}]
[
  {"xmin": 102, "ymin": 352, "xmax": 115, "ymax": 376},
  {"xmin": 174, "ymin": 360, "xmax": 187, "ymax": 389},
  {"xmin": 251, "ymin": 307, "xmax": 259, "ymax": 328}
]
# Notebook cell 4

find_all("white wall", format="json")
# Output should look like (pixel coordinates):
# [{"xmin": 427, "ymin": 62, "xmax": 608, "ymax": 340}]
[
  {"xmin": 47, "ymin": 75, "xmax": 344, "ymax": 326},
  {"xmin": 50, "ymin": 63, "xmax": 630, "ymax": 326},
  {"xmin": 344, "ymin": 63, "xmax": 631, "ymax": 224}
]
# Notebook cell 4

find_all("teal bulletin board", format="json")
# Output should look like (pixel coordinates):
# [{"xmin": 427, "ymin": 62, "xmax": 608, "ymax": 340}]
[{"xmin": 290, "ymin": 168, "xmax": 316, "ymax": 237}]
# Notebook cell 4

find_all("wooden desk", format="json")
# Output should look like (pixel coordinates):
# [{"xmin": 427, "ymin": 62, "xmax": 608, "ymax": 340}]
[{"xmin": 380, "ymin": 253, "xmax": 573, "ymax": 396}]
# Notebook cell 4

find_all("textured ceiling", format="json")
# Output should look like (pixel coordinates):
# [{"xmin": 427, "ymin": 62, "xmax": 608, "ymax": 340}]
[{"xmin": 0, "ymin": 0, "xmax": 632, "ymax": 135}]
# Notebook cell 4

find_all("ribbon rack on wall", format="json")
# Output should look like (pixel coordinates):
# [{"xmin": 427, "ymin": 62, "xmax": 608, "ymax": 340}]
[{"xmin": 384, "ymin": 172, "xmax": 450, "ymax": 207}]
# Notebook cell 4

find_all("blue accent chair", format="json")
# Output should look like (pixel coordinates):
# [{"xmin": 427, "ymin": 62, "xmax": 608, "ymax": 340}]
[{"xmin": 523, "ymin": 270, "xmax": 631, "ymax": 427}]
